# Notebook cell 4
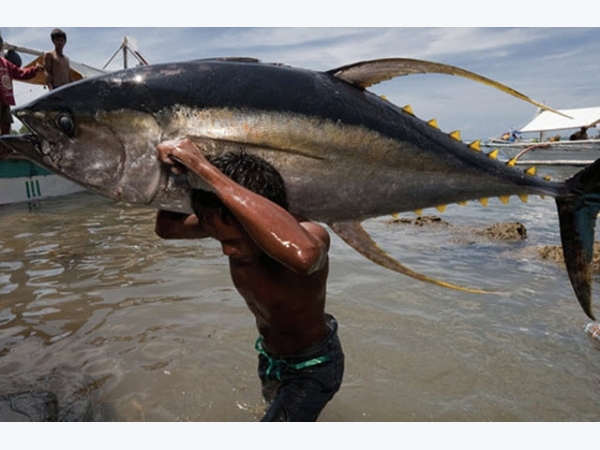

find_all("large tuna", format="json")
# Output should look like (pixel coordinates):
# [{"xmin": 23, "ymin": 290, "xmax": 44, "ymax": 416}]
[{"xmin": 2, "ymin": 57, "xmax": 599, "ymax": 319}]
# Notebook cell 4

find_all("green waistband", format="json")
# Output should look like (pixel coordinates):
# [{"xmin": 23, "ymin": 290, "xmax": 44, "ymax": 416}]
[{"xmin": 255, "ymin": 336, "xmax": 330, "ymax": 381}]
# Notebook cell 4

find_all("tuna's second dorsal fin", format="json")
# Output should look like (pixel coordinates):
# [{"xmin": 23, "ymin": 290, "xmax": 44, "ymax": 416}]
[{"xmin": 328, "ymin": 58, "xmax": 568, "ymax": 118}]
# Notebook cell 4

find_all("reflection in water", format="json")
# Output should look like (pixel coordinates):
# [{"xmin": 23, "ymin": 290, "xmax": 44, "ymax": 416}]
[{"xmin": 1, "ymin": 182, "xmax": 600, "ymax": 421}]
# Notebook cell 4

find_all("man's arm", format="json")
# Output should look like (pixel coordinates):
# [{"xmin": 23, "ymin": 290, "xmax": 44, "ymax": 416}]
[
  {"xmin": 157, "ymin": 138, "xmax": 329, "ymax": 274},
  {"xmin": 6, "ymin": 59, "xmax": 42, "ymax": 81}
]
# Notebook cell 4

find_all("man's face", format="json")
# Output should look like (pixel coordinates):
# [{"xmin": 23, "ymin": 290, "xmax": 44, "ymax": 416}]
[
  {"xmin": 202, "ymin": 215, "xmax": 260, "ymax": 262},
  {"xmin": 53, "ymin": 37, "xmax": 66, "ymax": 51}
]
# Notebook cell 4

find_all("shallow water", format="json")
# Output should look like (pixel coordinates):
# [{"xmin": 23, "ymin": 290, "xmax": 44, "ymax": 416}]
[{"xmin": 1, "ymin": 166, "xmax": 599, "ymax": 421}]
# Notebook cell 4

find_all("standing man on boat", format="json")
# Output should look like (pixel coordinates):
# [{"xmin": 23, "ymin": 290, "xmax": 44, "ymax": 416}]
[
  {"xmin": 0, "ymin": 35, "xmax": 44, "ymax": 155},
  {"xmin": 44, "ymin": 29, "xmax": 70, "ymax": 90},
  {"xmin": 154, "ymin": 138, "xmax": 345, "ymax": 421}
]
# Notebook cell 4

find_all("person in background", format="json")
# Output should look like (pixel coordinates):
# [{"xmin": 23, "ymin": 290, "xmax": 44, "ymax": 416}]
[
  {"xmin": 569, "ymin": 126, "xmax": 589, "ymax": 141},
  {"xmin": 0, "ymin": 35, "xmax": 44, "ymax": 156},
  {"xmin": 154, "ymin": 138, "xmax": 344, "ymax": 421},
  {"xmin": 44, "ymin": 28, "xmax": 70, "ymax": 90}
]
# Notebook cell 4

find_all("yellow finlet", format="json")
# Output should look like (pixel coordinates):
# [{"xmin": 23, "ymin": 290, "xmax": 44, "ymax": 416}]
[
  {"xmin": 468, "ymin": 140, "xmax": 481, "ymax": 151},
  {"xmin": 498, "ymin": 195, "xmax": 510, "ymax": 204},
  {"xmin": 402, "ymin": 105, "xmax": 414, "ymax": 115},
  {"xmin": 392, "ymin": 212, "xmax": 399, "ymax": 219},
  {"xmin": 506, "ymin": 158, "xmax": 517, "ymax": 167},
  {"xmin": 519, "ymin": 194, "xmax": 529, "ymax": 203},
  {"xmin": 414, "ymin": 209, "xmax": 422, "ymax": 216},
  {"xmin": 479, "ymin": 198, "xmax": 489, "ymax": 206},
  {"xmin": 544, "ymin": 176, "xmax": 551, "ymax": 181},
  {"xmin": 427, "ymin": 119, "xmax": 439, "ymax": 129},
  {"xmin": 457, "ymin": 200, "xmax": 468, "ymax": 206},
  {"xmin": 487, "ymin": 149, "xmax": 499, "ymax": 159},
  {"xmin": 525, "ymin": 166, "xmax": 536, "ymax": 176},
  {"xmin": 450, "ymin": 130, "xmax": 462, "ymax": 141},
  {"xmin": 435, "ymin": 204, "xmax": 447, "ymax": 213},
  {"xmin": 380, "ymin": 95, "xmax": 388, "ymax": 101}
]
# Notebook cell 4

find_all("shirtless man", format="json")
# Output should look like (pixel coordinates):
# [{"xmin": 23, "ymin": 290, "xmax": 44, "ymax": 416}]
[
  {"xmin": 154, "ymin": 138, "xmax": 344, "ymax": 421},
  {"xmin": 44, "ymin": 29, "xmax": 70, "ymax": 90}
]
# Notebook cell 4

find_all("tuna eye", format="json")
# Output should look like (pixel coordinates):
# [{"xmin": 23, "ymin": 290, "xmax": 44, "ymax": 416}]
[{"xmin": 55, "ymin": 113, "xmax": 75, "ymax": 136}]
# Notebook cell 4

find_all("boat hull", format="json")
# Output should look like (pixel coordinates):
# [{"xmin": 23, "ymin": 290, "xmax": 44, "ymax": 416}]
[
  {"xmin": 483, "ymin": 139, "xmax": 600, "ymax": 163},
  {"xmin": 0, "ymin": 159, "xmax": 84, "ymax": 206}
]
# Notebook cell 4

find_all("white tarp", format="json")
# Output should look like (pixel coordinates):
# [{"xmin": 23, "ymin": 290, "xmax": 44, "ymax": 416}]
[{"xmin": 519, "ymin": 107, "xmax": 600, "ymax": 133}]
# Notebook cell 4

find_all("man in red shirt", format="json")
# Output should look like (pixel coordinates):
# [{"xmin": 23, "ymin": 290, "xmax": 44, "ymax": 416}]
[
  {"xmin": 0, "ymin": 36, "xmax": 43, "ymax": 155},
  {"xmin": 0, "ymin": 36, "xmax": 44, "ymax": 158}
]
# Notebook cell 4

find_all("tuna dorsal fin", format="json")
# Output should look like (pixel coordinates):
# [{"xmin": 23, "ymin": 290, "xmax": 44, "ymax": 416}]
[
  {"xmin": 328, "ymin": 58, "xmax": 568, "ymax": 118},
  {"xmin": 200, "ymin": 57, "xmax": 261, "ymax": 63},
  {"xmin": 328, "ymin": 220, "xmax": 490, "ymax": 294}
]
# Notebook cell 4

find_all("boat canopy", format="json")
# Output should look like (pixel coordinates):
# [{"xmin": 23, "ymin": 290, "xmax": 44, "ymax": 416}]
[{"xmin": 519, "ymin": 107, "xmax": 600, "ymax": 133}]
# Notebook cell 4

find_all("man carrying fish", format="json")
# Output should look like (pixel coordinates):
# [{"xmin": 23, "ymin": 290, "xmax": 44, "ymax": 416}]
[{"xmin": 154, "ymin": 137, "xmax": 344, "ymax": 421}]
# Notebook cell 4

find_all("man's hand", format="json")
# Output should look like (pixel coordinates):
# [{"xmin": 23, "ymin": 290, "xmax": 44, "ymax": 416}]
[
  {"xmin": 157, "ymin": 138, "xmax": 206, "ymax": 175},
  {"xmin": 157, "ymin": 138, "xmax": 217, "ymax": 192}
]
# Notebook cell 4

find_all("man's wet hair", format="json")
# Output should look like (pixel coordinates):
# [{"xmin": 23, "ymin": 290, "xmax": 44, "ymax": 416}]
[
  {"xmin": 191, "ymin": 151, "xmax": 288, "ymax": 224},
  {"xmin": 51, "ymin": 29, "xmax": 67, "ymax": 42}
]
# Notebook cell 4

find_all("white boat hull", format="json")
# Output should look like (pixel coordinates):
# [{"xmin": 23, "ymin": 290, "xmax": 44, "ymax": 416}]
[{"xmin": 0, "ymin": 159, "xmax": 84, "ymax": 206}]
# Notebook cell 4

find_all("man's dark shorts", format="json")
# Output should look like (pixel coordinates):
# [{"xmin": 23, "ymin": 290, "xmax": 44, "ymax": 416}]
[{"xmin": 256, "ymin": 314, "xmax": 344, "ymax": 422}]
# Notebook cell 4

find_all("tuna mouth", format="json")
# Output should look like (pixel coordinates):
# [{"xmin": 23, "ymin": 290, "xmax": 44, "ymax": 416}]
[{"xmin": 0, "ymin": 133, "xmax": 45, "ymax": 164}]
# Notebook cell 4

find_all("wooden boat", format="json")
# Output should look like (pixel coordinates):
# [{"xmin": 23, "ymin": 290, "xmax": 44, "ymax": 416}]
[{"xmin": 484, "ymin": 107, "xmax": 600, "ymax": 164}]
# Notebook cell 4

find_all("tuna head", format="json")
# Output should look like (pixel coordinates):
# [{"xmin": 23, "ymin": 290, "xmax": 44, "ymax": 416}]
[{"xmin": 9, "ymin": 74, "xmax": 165, "ymax": 204}]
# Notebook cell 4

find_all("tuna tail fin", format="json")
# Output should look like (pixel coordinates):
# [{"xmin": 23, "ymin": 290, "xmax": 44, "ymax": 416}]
[{"xmin": 557, "ymin": 158, "xmax": 600, "ymax": 320}]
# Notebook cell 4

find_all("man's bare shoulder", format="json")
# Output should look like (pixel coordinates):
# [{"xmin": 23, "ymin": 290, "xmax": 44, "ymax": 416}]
[{"xmin": 298, "ymin": 219, "xmax": 330, "ymax": 249}]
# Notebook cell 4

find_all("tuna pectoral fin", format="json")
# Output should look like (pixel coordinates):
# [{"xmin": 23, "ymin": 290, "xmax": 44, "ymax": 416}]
[
  {"xmin": 557, "ymin": 160, "xmax": 600, "ymax": 320},
  {"xmin": 328, "ymin": 220, "xmax": 489, "ymax": 294}
]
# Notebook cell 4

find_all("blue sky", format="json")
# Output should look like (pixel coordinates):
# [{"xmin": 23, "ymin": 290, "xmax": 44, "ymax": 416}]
[{"xmin": 2, "ymin": 25, "xmax": 599, "ymax": 141}]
